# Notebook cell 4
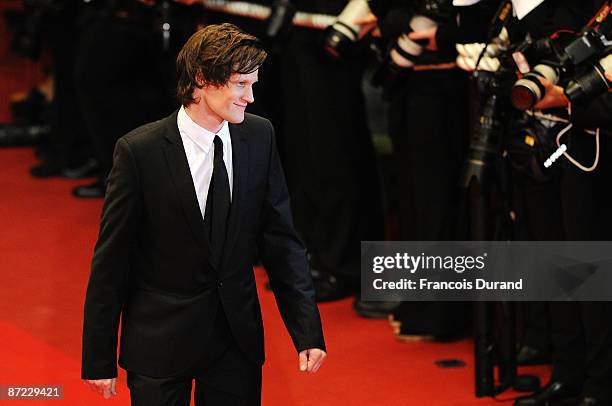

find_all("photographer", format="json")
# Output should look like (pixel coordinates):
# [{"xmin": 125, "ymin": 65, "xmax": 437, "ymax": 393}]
[
  {"xmin": 368, "ymin": 0, "xmax": 471, "ymax": 338},
  {"xmin": 514, "ymin": 82, "xmax": 612, "ymax": 406},
  {"xmin": 508, "ymin": 2, "xmax": 612, "ymax": 405},
  {"xmin": 274, "ymin": 0, "xmax": 385, "ymax": 303},
  {"xmin": 26, "ymin": 0, "xmax": 92, "ymax": 178},
  {"xmin": 72, "ymin": 0, "xmax": 190, "ymax": 197}
]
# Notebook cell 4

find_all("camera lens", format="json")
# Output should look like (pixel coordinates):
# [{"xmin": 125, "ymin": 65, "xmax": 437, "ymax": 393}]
[
  {"xmin": 511, "ymin": 65, "xmax": 558, "ymax": 110},
  {"xmin": 511, "ymin": 77, "xmax": 542, "ymax": 110},
  {"xmin": 565, "ymin": 54, "xmax": 612, "ymax": 104}
]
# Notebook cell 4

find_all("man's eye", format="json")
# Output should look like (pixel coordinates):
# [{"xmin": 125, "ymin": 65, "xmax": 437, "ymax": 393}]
[{"xmin": 237, "ymin": 82, "xmax": 246, "ymax": 87}]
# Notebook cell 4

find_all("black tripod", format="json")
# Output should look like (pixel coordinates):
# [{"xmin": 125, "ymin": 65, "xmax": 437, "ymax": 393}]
[{"xmin": 463, "ymin": 69, "xmax": 541, "ymax": 397}]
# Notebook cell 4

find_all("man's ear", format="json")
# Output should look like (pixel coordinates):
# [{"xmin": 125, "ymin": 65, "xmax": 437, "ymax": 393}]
[{"xmin": 195, "ymin": 71, "xmax": 205, "ymax": 88}]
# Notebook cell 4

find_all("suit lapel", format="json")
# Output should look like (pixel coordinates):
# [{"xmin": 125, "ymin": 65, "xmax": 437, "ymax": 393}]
[
  {"xmin": 161, "ymin": 112, "xmax": 217, "ymax": 270},
  {"xmin": 222, "ymin": 122, "xmax": 249, "ymax": 269}
]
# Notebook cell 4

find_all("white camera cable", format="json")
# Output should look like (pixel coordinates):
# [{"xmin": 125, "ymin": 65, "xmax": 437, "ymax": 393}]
[{"xmin": 544, "ymin": 123, "xmax": 600, "ymax": 172}]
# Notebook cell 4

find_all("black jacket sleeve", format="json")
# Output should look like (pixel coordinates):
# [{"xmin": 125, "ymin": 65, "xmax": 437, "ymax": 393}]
[
  {"xmin": 81, "ymin": 138, "xmax": 141, "ymax": 379},
  {"xmin": 256, "ymin": 121, "xmax": 326, "ymax": 354}
]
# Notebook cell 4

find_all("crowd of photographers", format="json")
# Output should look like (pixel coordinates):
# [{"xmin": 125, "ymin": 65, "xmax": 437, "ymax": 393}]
[{"xmin": 6, "ymin": 0, "xmax": 611, "ymax": 404}]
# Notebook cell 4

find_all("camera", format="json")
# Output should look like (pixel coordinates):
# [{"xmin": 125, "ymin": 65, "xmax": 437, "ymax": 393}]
[
  {"xmin": 323, "ymin": 0, "xmax": 372, "ymax": 58},
  {"xmin": 370, "ymin": 0, "xmax": 452, "ymax": 86},
  {"xmin": 387, "ymin": 15, "xmax": 437, "ymax": 68},
  {"xmin": 511, "ymin": 63, "xmax": 560, "ymax": 111},
  {"xmin": 511, "ymin": 5, "xmax": 611, "ymax": 110}
]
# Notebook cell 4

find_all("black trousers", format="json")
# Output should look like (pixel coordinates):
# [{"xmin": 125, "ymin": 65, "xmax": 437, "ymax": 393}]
[
  {"xmin": 75, "ymin": 16, "xmax": 171, "ymax": 183},
  {"xmin": 127, "ymin": 306, "xmax": 262, "ymax": 406},
  {"xmin": 550, "ymin": 301, "xmax": 612, "ymax": 399},
  {"xmin": 42, "ymin": 4, "xmax": 90, "ymax": 168},
  {"xmin": 549, "ymin": 134, "xmax": 612, "ymax": 400},
  {"xmin": 509, "ymin": 128, "xmax": 612, "ymax": 400},
  {"xmin": 511, "ymin": 174, "xmax": 564, "ymax": 352},
  {"xmin": 388, "ymin": 69, "xmax": 469, "ymax": 336}
]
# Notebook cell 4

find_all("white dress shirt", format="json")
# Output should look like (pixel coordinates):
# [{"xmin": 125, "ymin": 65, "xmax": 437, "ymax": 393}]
[
  {"xmin": 453, "ymin": 0, "xmax": 545, "ymax": 20},
  {"xmin": 177, "ymin": 105, "xmax": 233, "ymax": 219}
]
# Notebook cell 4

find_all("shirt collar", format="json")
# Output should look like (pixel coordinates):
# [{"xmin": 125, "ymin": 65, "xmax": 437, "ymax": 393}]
[{"xmin": 177, "ymin": 105, "xmax": 230, "ymax": 154}]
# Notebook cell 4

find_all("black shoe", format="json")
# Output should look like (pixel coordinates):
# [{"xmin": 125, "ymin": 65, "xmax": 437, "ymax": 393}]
[
  {"xmin": 517, "ymin": 345, "xmax": 551, "ymax": 366},
  {"xmin": 73, "ymin": 181, "xmax": 105, "ymax": 198},
  {"xmin": 514, "ymin": 382, "xmax": 582, "ymax": 406},
  {"xmin": 311, "ymin": 269, "xmax": 352, "ymax": 302},
  {"xmin": 353, "ymin": 298, "xmax": 399, "ymax": 319},
  {"xmin": 395, "ymin": 323, "xmax": 465, "ymax": 342},
  {"xmin": 30, "ymin": 160, "xmax": 65, "ymax": 177},
  {"xmin": 62, "ymin": 158, "xmax": 98, "ymax": 179}
]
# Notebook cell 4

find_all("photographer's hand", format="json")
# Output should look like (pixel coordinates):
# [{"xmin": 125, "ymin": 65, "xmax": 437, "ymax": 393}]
[
  {"xmin": 606, "ymin": 71, "xmax": 612, "ymax": 87},
  {"xmin": 353, "ymin": 13, "xmax": 380, "ymax": 38},
  {"xmin": 408, "ymin": 26, "xmax": 438, "ymax": 51},
  {"xmin": 533, "ymin": 77, "xmax": 569, "ymax": 110}
]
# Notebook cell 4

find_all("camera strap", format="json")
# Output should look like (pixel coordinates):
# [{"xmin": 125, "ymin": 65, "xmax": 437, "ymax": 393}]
[
  {"xmin": 586, "ymin": 0, "xmax": 611, "ymax": 34},
  {"xmin": 487, "ymin": 0, "xmax": 513, "ymax": 41}
]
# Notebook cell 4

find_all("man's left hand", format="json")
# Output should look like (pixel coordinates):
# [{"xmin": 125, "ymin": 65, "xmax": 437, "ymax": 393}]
[{"xmin": 298, "ymin": 348, "xmax": 327, "ymax": 373}]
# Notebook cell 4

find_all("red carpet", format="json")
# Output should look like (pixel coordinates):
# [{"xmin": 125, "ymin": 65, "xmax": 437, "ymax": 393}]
[
  {"xmin": 0, "ymin": 3, "xmax": 551, "ymax": 404},
  {"xmin": 0, "ymin": 147, "xmax": 550, "ymax": 405}
]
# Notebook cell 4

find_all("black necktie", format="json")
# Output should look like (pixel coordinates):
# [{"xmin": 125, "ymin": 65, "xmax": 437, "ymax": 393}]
[{"xmin": 204, "ymin": 135, "xmax": 231, "ymax": 260}]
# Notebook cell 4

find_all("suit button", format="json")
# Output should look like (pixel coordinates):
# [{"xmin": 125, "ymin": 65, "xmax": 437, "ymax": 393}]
[{"xmin": 218, "ymin": 281, "xmax": 223, "ymax": 287}]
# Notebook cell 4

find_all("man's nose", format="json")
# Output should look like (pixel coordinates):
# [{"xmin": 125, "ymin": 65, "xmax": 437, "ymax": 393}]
[{"xmin": 242, "ymin": 85, "xmax": 255, "ymax": 103}]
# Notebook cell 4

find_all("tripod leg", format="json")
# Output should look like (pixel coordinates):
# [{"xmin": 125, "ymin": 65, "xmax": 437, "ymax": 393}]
[{"xmin": 475, "ymin": 302, "xmax": 495, "ymax": 397}]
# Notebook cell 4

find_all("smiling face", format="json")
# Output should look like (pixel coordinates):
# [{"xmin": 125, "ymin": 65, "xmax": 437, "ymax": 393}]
[{"xmin": 198, "ymin": 70, "xmax": 258, "ymax": 127}]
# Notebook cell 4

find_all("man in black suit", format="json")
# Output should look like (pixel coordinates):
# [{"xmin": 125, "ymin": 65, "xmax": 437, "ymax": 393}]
[{"xmin": 81, "ymin": 23, "xmax": 326, "ymax": 406}]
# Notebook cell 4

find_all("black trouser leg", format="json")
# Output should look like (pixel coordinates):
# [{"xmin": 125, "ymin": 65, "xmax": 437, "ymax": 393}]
[
  {"xmin": 127, "ymin": 341, "xmax": 261, "ymax": 406},
  {"xmin": 581, "ymin": 301, "xmax": 612, "ymax": 400},
  {"xmin": 194, "ymin": 344, "xmax": 262, "ymax": 406},
  {"xmin": 549, "ymin": 301, "xmax": 585, "ymax": 389},
  {"xmin": 127, "ymin": 372, "xmax": 192, "ymax": 406}
]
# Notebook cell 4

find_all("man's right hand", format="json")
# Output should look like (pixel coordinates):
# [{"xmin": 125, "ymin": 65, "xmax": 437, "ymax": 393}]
[{"xmin": 85, "ymin": 378, "xmax": 117, "ymax": 399}]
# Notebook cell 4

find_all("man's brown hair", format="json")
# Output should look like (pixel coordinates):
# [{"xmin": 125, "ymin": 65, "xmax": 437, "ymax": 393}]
[{"xmin": 176, "ymin": 23, "xmax": 267, "ymax": 106}]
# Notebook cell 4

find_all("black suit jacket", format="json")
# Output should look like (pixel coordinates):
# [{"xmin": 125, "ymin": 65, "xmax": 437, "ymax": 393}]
[{"xmin": 82, "ymin": 111, "xmax": 325, "ymax": 379}]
